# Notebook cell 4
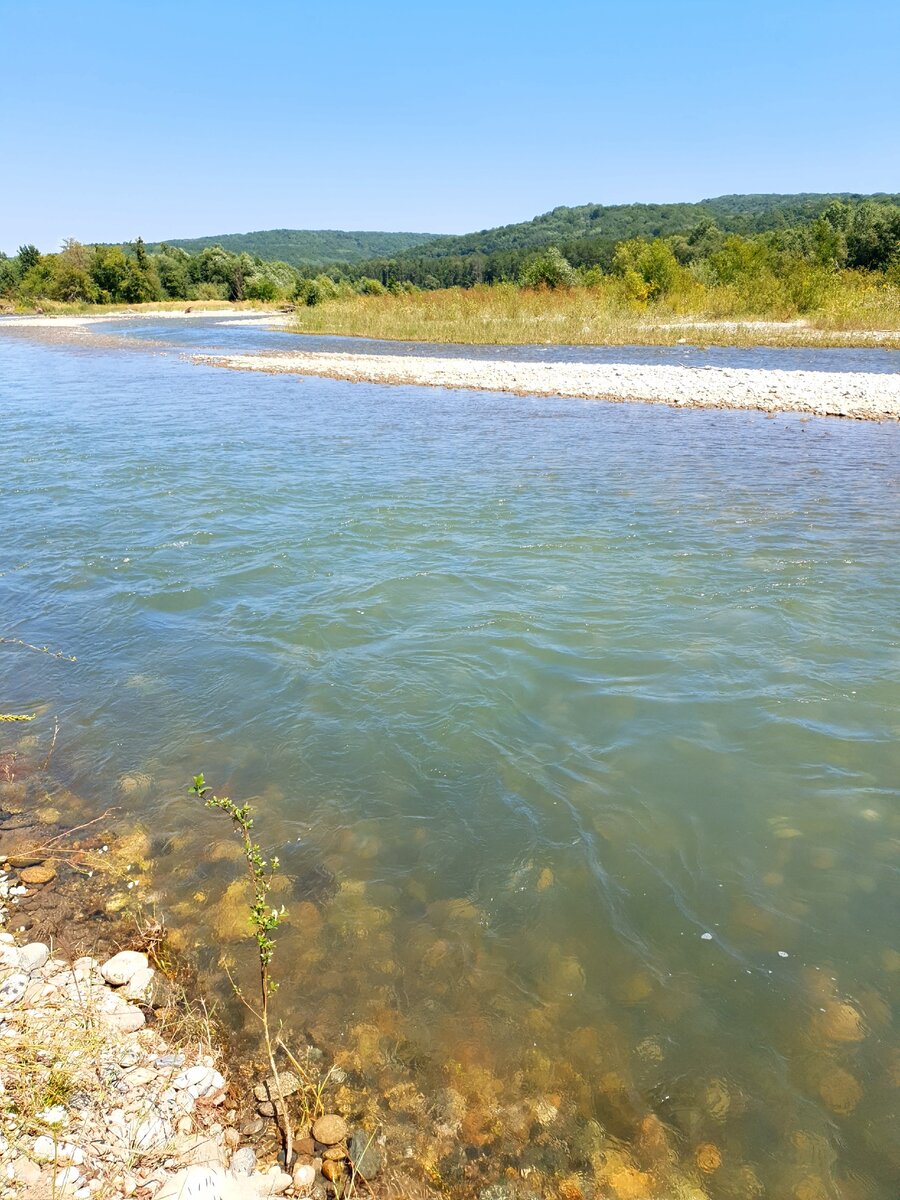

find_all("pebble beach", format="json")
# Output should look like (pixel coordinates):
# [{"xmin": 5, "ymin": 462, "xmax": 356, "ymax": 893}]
[{"xmin": 195, "ymin": 349, "xmax": 900, "ymax": 420}]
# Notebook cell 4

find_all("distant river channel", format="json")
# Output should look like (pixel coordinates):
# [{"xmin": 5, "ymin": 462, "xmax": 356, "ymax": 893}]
[{"xmin": 1, "ymin": 316, "xmax": 898, "ymax": 1198}]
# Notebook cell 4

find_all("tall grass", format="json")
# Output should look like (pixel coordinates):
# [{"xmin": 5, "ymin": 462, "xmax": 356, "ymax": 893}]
[{"xmin": 292, "ymin": 276, "xmax": 900, "ymax": 348}]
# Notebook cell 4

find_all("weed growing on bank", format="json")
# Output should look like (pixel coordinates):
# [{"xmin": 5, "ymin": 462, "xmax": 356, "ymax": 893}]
[{"xmin": 188, "ymin": 773, "xmax": 295, "ymax": 1164}]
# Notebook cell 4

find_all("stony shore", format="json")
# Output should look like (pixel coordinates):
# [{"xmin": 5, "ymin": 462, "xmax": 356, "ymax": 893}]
[
  {"xmin": 194, "ymin": 350, "xmax": 900, "ymax": 420},
  {"xmin": 0, "ymin": 846, "xmax": 378, "ymax": 1200}
]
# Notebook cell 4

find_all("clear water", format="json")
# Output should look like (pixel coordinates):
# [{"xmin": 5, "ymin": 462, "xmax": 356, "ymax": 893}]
[
  {"xmin": 1, "ymin": 320, "xmax": 898, "ymax": 1199},
  {"xmin": 92, "ymin": 312, "xmax": 900, "ymax": 373}
]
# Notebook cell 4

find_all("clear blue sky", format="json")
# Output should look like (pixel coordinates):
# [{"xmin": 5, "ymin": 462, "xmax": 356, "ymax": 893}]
[{"xmin": 1, "ymin": 0, "xmax": 898, "ymax": 253}]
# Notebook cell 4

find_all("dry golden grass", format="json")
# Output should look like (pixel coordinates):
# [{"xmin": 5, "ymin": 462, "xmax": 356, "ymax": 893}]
[{"xmin": 293, "ymin": 279, "xmax": 900, "ymax": 349}]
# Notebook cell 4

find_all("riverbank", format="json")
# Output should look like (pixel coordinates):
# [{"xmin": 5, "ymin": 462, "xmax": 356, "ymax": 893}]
[
  {"xmin": 0, "ymin": 737, "xmax": 383, "ymax": 1199},
  {"xmin": 195, "ymin": 349, "xmax": 900, "ymax": 420},
  {"xmin": 0, "ymin": 304, "xmax": 282, "ymax": 327},
  {"xmin": 290, "ymin": 284, "xmax": 900, "ymax": 350}
]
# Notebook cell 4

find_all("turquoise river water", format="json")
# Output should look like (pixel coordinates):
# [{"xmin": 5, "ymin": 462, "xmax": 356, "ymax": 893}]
[{"xmin": 1, "ymin": 317, "xmax": 898, "ymax": 1199}]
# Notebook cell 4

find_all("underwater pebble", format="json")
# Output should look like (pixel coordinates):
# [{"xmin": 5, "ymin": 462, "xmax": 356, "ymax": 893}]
[
  {"xmin": 20, "ymin": 864, "xmax": 57, "ymax": 885},
  {"xmin": 312, "ymin": 1114, "xmax": 347, "ymax": 1145},
  {"xmin": 348, "ymin": 1129, "xmax": 383, "ymax": 1178},
  {"xmin": 252, "ymin": 1071, "xmax": 301, "ymax": 1101}
]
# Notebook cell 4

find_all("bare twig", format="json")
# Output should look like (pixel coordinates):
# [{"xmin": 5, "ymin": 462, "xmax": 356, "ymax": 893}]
[
  {"xmin": 40, "ymin": 717, "xmax": 60, "ymax": 770},
  {"xmin": 0, "ymin": 637, "xmax": 76, "ymax": 662}
]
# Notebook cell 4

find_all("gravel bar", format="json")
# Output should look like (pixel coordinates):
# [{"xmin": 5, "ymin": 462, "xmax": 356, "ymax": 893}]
[{"xmin": 194, "ymin": 350, "xmax": 900, "ymax": 420}]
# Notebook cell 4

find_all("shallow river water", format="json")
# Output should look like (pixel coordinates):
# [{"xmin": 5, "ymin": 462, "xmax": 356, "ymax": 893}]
[{"xmin": 1, "ymin": 318, "xmax": 898, "ymax": 1199}]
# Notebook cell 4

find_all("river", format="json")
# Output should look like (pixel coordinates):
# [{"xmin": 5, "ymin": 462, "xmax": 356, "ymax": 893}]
[{"xmin": 1, "ymin": 315, "xmax": 898, "ymax": 1199}]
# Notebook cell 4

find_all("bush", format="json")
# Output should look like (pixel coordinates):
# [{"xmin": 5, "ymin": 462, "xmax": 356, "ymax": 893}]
[
  {"xmin": 245, "ymin": 275, "xmax": 278, "ymax": 301},
  {"xmin": 294, "ymin": 274, "xmax": 343, "ymax": 306},
  {"xmin": 612, "ymin": 238, "xmax": 681, "ymax": 299},
  {"xmin": 520, "ymin": 246, "xmax": 577, "ymax": 289},
  {"xmin": 193, "ymin": 281, "xmax": 230, "ymax": 301},
  {"xmin": 356, "ymin": 277, "xmax": 386, "ymax": 296}
]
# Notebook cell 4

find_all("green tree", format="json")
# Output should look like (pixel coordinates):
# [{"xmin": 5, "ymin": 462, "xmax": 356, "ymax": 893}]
[
  {"xmin": 90, "ymin": 246, "xmax": 131, "ymax": 301},
  {"xmin": 519, "ymin": 246, "xmax": 576, "ymax": 289},
  {"xmin": 17, "ymin": 244, "xmax": 41, "ymax": 274}
]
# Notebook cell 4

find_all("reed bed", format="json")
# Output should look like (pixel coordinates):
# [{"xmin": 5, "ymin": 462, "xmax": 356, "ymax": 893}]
[{"xmin": 292, "ymin": 279, "xmax": 900, "ymax": 348}]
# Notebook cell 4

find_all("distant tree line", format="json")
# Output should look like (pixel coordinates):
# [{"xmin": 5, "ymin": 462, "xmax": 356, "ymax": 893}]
[
  {"xmin": 0, "ymin": 238, "xmax": 300, "ymax": 305},
  {"xmin": 2, "ymin": 199, "xmax": 898, "ymax": 312},
  {"xmin": 296, "ymin": 200, "xmax": 900, "ymax": 294}
]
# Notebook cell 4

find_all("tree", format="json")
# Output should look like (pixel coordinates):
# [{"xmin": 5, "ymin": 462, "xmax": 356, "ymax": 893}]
[
  {"xmin": 17, "ymin": 244, "xmax": 41, "ymax": 275},
  {"xmin": 519, "ymin": 246, "xmax": 576, "ymax": 289}
]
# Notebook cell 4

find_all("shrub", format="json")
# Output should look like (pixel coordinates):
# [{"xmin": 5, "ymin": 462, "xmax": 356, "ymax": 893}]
[{"xmin": 520, "ymin": 246, "xmax": 577, "ymax": 289}]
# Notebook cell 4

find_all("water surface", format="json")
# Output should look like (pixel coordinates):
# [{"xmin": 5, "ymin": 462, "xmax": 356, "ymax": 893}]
[{"xmin": 1, "ymin": 319, "xmax": 898, "ymax": 1199}]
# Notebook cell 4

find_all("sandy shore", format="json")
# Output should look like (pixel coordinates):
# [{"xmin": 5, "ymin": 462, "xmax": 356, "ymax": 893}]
[
  {"xmin": 194, "ymin": 350, "xmax": 900, "ymax": 421},
  {"xmin": 0, "ymin": 308, "xmax": 281, "ymax": 328}
]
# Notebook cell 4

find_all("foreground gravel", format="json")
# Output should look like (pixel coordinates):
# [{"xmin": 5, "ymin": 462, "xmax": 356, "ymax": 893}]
[{"xmin": 195, "ymin": 350, "xmax": 900, "ymax": 420}]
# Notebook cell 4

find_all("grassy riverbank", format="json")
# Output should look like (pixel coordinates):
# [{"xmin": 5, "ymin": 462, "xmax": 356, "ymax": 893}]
[{"xmin": 292, "ymin": 279, "xmax": 900, "ymax": 348}]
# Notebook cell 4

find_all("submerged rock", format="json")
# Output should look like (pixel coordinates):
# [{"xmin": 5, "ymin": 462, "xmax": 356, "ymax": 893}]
[
  {"xmin": 312, "ymin": 1113, "xmax": 347, "ymax": 1145},
  {"xmin": 20, "ymin": 864, "xmax": 56, "ymax": 885},
  {"xmin": 253, "ymin": 1071, "xmax": 301, "ymax": 1101},
  {"xmin": 348, "ymin": 1128, "xmax": 383, "ymax": 1178}
]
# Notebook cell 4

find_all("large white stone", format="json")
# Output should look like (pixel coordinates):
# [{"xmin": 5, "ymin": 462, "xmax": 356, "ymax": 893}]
[
  {"xmin": 123, "ymin": 966, "xmax": 156, "ymax": 1002},
  {"xmin": 100, "ymin": 950, "xmax": 149, "ymax": 986},
  {"xmin": 18, "ymin": 942, "xmax": 50, "ymax": 973},
  {"xmin": 155, "ymin": 1165, "xmax": 239, "ymax": 1200},
  {"xmin": 102, "ymin": 1006, "xmax": 146, "ymax": 1033}
]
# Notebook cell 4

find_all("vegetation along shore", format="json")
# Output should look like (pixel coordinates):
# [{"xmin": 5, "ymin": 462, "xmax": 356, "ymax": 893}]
[{"xmin": 2, "ymin": 195, "xmax": 899, "ymax": 351}]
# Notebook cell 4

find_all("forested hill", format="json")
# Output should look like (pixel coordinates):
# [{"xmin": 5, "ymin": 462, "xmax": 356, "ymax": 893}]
[
  {"xmin": 145, "ymin": 228, "xmax": 436, "ymax": 266},
  {"xmin": 408, "ymin": 193, "xmax": 900, "ymax": 259}
]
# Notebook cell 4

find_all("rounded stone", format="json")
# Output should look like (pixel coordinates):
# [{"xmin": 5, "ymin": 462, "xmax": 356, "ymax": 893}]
[
  {"xmin": 293, "ymin": 1163, "xmax": 316, "ymax": 1190},
  {"xmin": 230, "ymin": 1146, "xmax": 256, "ymax": 1177},
  {"xmin": 20, "ymin": 864, "xmax": 56, "ymax": 885},
  {"xmin": 100, "ymin": 950, "xmax": 149, "ymax": 986},
  {"xmin": 33, "ymin": 1134, "xmax": 56, "ymax": 1161},
  {"xmin": 18, "ymin": 941, "xmax": 50, "ymax": 973},
  {"xmin": 13, "ymin": 1157, "xmax": 42, "ymax": 1185},
  {"xmin": 312, "ymin": 1114, "xmax": 348, "ymax": 1145},
  {"xmin": 7, "ymin": 854, "xmax": 44, "ymax": 868}
]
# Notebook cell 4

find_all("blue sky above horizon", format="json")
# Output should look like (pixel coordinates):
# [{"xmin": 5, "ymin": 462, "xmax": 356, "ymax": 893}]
[{"xmin": 1, "ymin": 0, "xmax": 898, "ymax": 254}]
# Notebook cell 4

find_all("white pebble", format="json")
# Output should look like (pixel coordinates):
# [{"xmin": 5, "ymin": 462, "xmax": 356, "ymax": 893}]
[{"xmin": 33, "ymin": 1134, "xmax": 56, "ymax": 1160}]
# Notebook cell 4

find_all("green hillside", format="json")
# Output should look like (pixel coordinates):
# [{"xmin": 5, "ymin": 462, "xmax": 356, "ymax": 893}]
[
  {"xmin": 407, "ymin": 193, "xmax": 900, "ymax": 259},
  {"xmin": 146, "ymin": 228, "xmax": 437, "ymax": 266}
]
